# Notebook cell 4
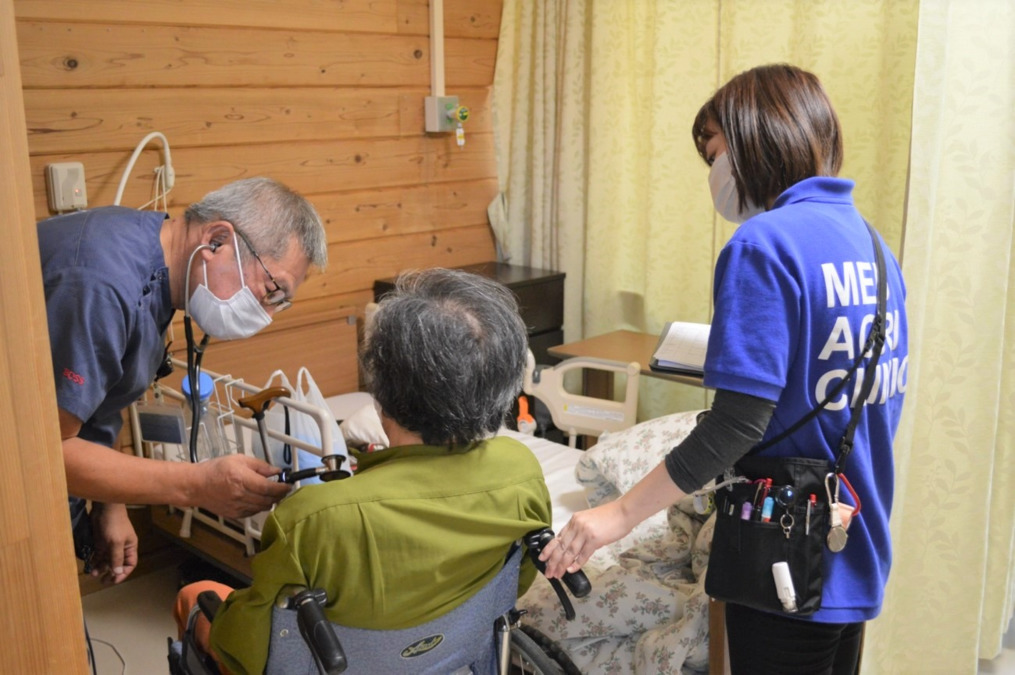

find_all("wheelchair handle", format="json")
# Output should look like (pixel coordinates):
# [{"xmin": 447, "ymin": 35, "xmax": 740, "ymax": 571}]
[
  {"xmin": 523, "ymin": 528, "xmax": 592, "ymax": 621},
  {"xmin": 293, "ymin": 588, "xmax": 348, "ymax": 675},
  {"xmin": 196, "ymin": 590, "xmax": 223, "ymax": 620}
]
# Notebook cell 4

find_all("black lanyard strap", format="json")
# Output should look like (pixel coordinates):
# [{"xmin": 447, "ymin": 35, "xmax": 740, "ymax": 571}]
[
  {"xmin": 834, "ymin": 221, "xmax": 888, "ymax": 473},
  {"xmin": 753, "ymin": 221, "xmax": 888, "ymax": 475}
]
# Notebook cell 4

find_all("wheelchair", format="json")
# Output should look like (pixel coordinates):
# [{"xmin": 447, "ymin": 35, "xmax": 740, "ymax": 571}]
[{"xmin": 169, "ymin": 528, "xmax": 590, "ymax": 675}]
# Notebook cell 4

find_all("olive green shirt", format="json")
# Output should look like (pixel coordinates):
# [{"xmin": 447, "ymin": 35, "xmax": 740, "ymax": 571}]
[{"xmin": 210, "ymin": 436, "xmax": 552, "ymax": 674}]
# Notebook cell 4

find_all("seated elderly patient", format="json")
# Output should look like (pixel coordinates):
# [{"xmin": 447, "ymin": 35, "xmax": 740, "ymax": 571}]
[{"xmin": 173, "ymin": 267, "xmax": 552, "ymax": 674}]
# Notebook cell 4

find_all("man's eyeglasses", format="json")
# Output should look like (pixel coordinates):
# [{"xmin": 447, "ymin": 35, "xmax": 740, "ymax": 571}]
[{"xmin": 233, "ymin": 228, "xmax": 292, "ymax": 312}]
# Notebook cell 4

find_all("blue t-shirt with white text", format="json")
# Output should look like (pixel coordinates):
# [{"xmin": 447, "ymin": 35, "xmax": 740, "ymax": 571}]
[{"xmin": 704, "ymin": 176, "xmax": 909, "ymax": 623}]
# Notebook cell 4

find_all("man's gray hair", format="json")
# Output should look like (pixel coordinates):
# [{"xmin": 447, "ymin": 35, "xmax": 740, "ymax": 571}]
[
  {"xmin": 361, "ymin": 268, "xmax": 528, "ymax": 447},
  {"xmin": 185, "ymin": 177, "xmax": 327, "ymax": 268}
]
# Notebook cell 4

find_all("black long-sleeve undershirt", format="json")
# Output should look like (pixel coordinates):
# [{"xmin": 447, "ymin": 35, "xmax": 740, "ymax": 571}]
[{"xmin": 664, "ymin": 388, "xmax": 777, "ymax": 494}]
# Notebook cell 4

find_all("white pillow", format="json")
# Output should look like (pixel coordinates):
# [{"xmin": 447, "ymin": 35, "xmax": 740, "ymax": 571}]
[
  {"xmin": 338, "ymin": 402, "xmax": 389, "ymax": 449},
  {"xmin": 577, "ymin": 409, "xmax": 705, "ymax": 501}
]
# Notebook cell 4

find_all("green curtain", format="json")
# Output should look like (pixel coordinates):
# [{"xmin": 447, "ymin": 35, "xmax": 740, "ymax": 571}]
[
  {"xmin": 491, "ymin": 0, "xmax": 917, "ymax": 418},
  {"xmin": 493, "ymin": 0, "xmax": 1015, "ymax": 671},
  {"xmin": 864, "ymin": 1, "xmax": 1015, "ymax": 672}
]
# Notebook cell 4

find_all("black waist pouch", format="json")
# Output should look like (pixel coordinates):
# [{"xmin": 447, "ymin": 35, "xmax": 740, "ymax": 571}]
[{"xmin": 704, "ymin": 456, "xmax": 831, "ymax": 616}]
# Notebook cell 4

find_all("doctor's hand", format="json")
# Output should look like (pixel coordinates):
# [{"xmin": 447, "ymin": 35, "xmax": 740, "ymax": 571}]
[
  {"xmin": 539, "ymin": 500, "xmax": 633, "ymax": 580},
  {"xmin": 90, "ymin": 502, "xmax": 138, "ymax": 585},
  {"xmin": 192, "ymin": 454, "xmax": 291, "ymax": 518}
]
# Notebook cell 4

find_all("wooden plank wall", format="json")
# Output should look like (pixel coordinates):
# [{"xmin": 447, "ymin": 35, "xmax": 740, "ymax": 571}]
[{"xmin": 15, "ymin": 0, "xmax": 504, "ymax": 394}]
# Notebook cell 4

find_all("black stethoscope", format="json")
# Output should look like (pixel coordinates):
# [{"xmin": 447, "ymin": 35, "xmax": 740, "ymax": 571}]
[{"xmin": 181, "ymin": 241, "xmax": 217, "ymax": 464}]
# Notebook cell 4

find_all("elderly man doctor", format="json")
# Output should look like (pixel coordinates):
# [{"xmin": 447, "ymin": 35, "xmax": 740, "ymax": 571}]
[{"xmin": 37, "ymin": 177, "xmax": 328, "ymax": 585}]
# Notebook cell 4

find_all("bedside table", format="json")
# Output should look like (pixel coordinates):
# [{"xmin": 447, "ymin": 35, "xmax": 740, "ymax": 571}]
[{"xmin": 373, "ymin": 262, "xmax": 565, "ymax": 364}]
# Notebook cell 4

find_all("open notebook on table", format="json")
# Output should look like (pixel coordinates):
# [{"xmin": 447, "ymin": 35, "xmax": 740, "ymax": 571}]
[{"xmin": 649, "ymin": 321, "xmax": 710, "ymax": 375}]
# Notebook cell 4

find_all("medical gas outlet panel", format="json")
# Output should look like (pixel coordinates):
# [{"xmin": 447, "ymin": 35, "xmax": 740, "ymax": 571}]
[{"xmin": 425, "ymin": 95, "xmax": 469, "ymax": 147}]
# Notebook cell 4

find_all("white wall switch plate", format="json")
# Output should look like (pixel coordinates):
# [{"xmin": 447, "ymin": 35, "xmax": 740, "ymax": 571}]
[{"xmin": 46, "ymin": 162, "xmax": 88, "ymax": 212}]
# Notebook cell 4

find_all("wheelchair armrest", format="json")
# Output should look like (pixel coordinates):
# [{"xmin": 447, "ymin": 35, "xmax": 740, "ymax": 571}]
[
  {"xmin": 196, "ymin": 590, "xmax": 223, "ymax": 621},
  {"xmin": 523, "ymin": 528, "xmax": 592, "ymax": 621}
]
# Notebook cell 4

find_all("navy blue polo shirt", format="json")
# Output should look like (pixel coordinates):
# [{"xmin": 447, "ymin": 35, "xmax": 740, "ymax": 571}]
[{"xmin": 38, "ymin": 206, "xmax": 175, "ymax": 526}]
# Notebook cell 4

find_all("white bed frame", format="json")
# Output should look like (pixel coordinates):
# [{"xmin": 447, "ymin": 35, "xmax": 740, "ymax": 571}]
[
  {"xmin": 522, "ymin": 350, "xmax": 641, "ymax": 447},
  {"xmin": 130, "ymin": 358, "xmax": 339, "ymax": 556}
]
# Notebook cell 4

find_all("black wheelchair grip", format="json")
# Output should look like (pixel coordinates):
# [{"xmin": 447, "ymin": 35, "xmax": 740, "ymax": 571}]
[
  {"xmin": 196, "ymin": 590, "xmax": 223, "ymax": 620},
  {"xmin": 295, "ymin": 589, "xmax": 347, "ymax": 674},
  {"xmin": 523, "ymin": 528, "xmax": 593, "ymax": 618},
  {"xmin": 562, "ymin": 568, "xmax": 591, "ymax": 598}
]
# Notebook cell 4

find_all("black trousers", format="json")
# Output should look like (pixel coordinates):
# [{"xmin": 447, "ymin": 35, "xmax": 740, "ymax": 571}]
[{"xmin": 725, "ymin": 602, "xmax": 864, "ymax": 675}]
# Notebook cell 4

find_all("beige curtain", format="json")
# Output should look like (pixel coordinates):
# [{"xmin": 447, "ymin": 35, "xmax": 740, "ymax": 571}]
[
  {"xmin": 491, "ymin": 0, "xmax": 917, "ymax": 418},
  {"xmin": 864, "ymin": 1, "xmax": 1015, "ymax": 672},
  {"xmin": 493, "ymin": 0, "xmax": 1015, "ymax": 672}
]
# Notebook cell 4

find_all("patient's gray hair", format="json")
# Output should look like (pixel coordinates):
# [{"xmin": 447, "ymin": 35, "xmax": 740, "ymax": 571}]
[
  {"xmin": 361, "ymin": 268, "xmax": 528, "ymax": 447},
  {"xmin": 185, "ymin": 177, "xmax": 327, "ymax": 269}
]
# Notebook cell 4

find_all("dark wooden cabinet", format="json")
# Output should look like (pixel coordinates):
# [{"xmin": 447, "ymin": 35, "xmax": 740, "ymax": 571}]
[{"xmin": 373, "ymin": 262, "xmax": 565, "ymax": 364}]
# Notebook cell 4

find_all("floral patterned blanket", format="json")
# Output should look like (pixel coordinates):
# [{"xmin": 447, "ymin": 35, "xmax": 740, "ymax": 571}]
[{"xmin": 519, "ymin": 410, "xmax": 714, "ymax": 674}]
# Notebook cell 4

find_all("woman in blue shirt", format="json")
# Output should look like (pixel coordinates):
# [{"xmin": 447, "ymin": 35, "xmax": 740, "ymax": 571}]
[{"xmin": 542, "ymin": 64, "xmax": 909, "ymax": 674}]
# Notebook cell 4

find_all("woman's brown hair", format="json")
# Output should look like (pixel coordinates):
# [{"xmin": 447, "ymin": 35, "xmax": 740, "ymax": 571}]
[{"xmin": 692, "ymin": 64, "xmax": 843, "ymax": 211}]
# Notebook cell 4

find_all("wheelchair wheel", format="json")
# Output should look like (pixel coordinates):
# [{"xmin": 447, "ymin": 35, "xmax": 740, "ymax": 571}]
[{"xmin": 508, "ymin": 625, "xmax": 581, "ymax": 675}]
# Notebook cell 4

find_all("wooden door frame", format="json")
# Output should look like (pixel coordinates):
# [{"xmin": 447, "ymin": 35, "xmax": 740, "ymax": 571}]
[{"xmin": 0, "ymin": 0, "xmax": 89, "ymax": 671}]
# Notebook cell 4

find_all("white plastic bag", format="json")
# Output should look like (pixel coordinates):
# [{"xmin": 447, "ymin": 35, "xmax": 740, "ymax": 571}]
[{"xmin": 290, "ymin": 367, "xmax": 351, "ymax": 480}]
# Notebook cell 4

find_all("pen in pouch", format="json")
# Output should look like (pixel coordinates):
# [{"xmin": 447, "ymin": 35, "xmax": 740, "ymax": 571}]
[
  {"xmin": 751, "ymin": 479, "xmax": 765, "ymax": 509},
  {"xmin": 806, "ymin": 494, "xmax": 816, "ymax": 535},
  {"xmin": 761, "ymin": 496, "xmax": 774, "ymax": 523}
]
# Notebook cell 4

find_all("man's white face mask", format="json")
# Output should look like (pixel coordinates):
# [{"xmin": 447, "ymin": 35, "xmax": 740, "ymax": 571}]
[
  {"xmin": 188, "ymin": 233, "xmax": 272, "ymax": 340},
  {"xmin": 708, "ymin": 152, "xmax": 765, "ymax": 224}
]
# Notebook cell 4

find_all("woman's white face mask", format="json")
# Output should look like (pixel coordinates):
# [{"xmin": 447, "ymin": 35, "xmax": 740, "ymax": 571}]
[
  {"xmin": 188, "ymin": 233, "xmax": 272, "ymax": 340},
  {"xmin": 708, "ymin": 152, "xmax": 765, "ymax": 224}
]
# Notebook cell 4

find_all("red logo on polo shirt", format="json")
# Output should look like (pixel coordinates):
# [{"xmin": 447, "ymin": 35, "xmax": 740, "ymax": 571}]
[{"xmin": 63, "ymin": 368, "xmax": 85, "ymax": 385}]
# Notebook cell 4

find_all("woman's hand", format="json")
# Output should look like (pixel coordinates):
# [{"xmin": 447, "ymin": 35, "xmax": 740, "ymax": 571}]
[
  {"xmin": 539, "ymin": 500, "xmax": 633, "ymax": 579},
  {"xmin": 539, "ymin": 462, "xmax": 687, "ymax": 580}
]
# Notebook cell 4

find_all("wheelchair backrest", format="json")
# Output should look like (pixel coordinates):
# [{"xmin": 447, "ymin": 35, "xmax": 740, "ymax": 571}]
[{"xmin": 264, "ymin": 546, "xmax": 522, "ymax": 675}]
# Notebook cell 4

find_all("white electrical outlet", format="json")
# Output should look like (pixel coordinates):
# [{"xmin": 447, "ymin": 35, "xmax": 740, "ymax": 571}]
[{"xmin": 46, "ymin": 162, "xmax": 88, "ymax": 212}]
